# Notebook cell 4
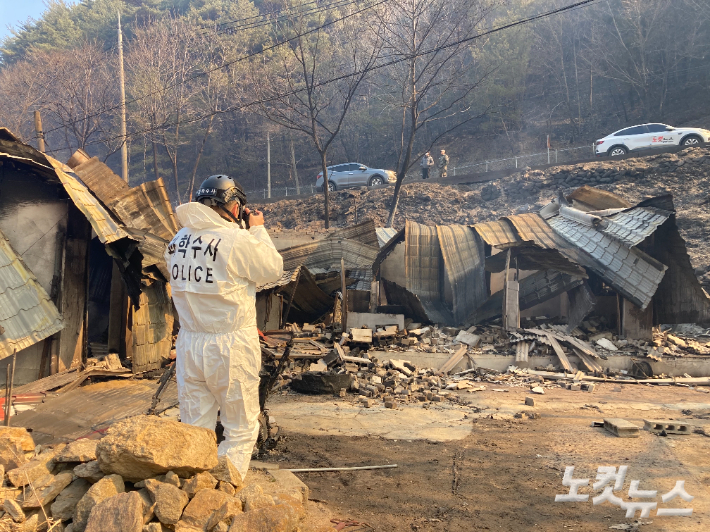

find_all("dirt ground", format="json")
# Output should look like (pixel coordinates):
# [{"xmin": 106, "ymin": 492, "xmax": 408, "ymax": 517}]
[{"xmin": 265, "ymin": 385, "xmax": 710, "ymax": 532}]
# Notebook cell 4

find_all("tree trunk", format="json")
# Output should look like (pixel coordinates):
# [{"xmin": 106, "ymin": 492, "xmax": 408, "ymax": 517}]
[
  {"xmin": 320, "ymin": 151, "xmax": 330, "ymax": 229},
  {"xmin": 152, "ymin": 139, "xmax": 160, "ymax": 181},
  {"xmin": 290, "ymin": 135, "xmax": 300, "ymax": 195}
]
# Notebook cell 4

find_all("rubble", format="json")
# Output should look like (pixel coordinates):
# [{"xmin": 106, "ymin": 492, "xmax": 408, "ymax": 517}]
[{"xmin": 0, "ymin": 416, "xmax": 314, "ymax": 532}]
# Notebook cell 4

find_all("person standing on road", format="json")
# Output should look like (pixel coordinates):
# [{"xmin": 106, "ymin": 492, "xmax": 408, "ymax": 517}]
[
  {"xmin": 438, "ymin": 149, "xmax": 449, "ymax": 179},
  {"xmin": 165, "ymin": 174, "xmax": 283, "ymax": 480},
  {"xmin": 420, "ymin": 152, "xmax": 434, "ymax": 179}
]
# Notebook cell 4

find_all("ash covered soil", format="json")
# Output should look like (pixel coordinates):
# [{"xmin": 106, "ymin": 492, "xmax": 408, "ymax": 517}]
[{"xmin": 255, "ymin": 146, "xmax": 710, "ymax": 287}]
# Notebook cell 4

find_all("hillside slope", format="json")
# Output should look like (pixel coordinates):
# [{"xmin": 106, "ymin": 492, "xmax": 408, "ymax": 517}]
[{"xmin": 255, "ymin": 146, "xmax": 710, "ymax": 287}]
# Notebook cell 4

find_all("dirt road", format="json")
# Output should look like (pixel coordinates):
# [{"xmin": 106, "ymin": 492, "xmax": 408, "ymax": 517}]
[{"xmin": 267, "ymin": 385, "xmax": 710, "ymax": 531}]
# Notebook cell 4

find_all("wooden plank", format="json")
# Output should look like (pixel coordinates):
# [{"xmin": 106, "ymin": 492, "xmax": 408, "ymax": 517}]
[
  {"xmin": 573, "ymin": 348, "xmax": 603, "ymax": 373},
  {"xmin": 505, "ymin": 280, "xmax": 520, "ymax": 330},
  {"xmin": 439, "ymin": 344, "xmax": 467, "ymax": 374},
  {"xmin": 546, "ymin": 334, "xmax": 574, "ymax": 373},
  {"xmin": 58, "ymin": 204, "xmax": 90, "ymax": 372}
]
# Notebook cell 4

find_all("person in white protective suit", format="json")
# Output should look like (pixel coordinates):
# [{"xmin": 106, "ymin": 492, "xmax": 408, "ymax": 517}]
[{"xmin": 165, "ymin": 174, "xmax": 283, "ymax": 479}]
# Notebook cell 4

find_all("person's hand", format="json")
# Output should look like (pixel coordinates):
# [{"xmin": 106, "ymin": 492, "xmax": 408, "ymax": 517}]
[{"xmin": 244, "ymin": 207, "xmax": 265, "ymax": 227}]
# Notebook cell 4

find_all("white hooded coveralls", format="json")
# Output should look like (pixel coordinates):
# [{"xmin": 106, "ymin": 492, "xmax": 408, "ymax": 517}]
[{"xmin": 165, "ymin": 202, "xmax": 283, "ymax": 479}]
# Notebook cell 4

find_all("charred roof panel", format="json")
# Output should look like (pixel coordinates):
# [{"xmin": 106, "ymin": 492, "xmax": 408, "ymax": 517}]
[
  {"xmin": 602, "ymin": 207, "xmax": 671, "ymax": 247},
  {"xmin": 280, "ymin": 238, "xmax": 379, "ymax": 271},
  {"xmin": 567, "ymin": 186, "xmax": 631, "ymax": 210},
  {"xmin": 328, "ymin": 219, "xmax": 379, "ymax": 247},
  {"xmin": 110, "ymin": 178, "xmax": 179, "ymax": 240},
  {"xmin": 69, "ymin": 155, "xmax": 130, "ymax": 206},
  {"xmin": 132, "ymin": 281, "xmax": 174, "ymax": 374},
  {"xmin": 548, "ymin": 215, "xmax": 666, "ymax": 309},
  {"xmin": 0, "ymin": 229, "xmax": 64, "ymax": 359},
  {"xmin": 472, "ymin": 219, "xmax": 522, "ymax": 248}
]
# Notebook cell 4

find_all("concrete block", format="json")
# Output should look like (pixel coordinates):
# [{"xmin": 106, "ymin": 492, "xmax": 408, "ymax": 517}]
[
  {"xmin": 350, "ymin": 328, "xmax": 373, "ymax": 343},
  {"xmin": 603, "ymin": 418, "xmax": 640, "ymax": 438},
  {"xmin": 569, "ymin": 383, "xmax": 582, "ymax": 392},
  {"xmin": 643, "ymin": 419, "xmax": 693, "ymax": 435},
  {"xmin": 582, "ymin": 383, "xmax": 596, "ymax": 392}
]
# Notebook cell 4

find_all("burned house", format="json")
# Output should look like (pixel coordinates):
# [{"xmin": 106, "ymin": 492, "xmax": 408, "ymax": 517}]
[
  {"xmin": 0, "ymin": 129, "xmax": 177, "ymax": 387},
  {"xmin": 372, "ymin": 186, "xmax": 710, "ymax": 342}
]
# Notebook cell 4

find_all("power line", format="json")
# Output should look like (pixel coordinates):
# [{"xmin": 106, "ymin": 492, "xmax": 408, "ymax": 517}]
[
  {"xmin": 44, "ymin": 0, "xmax": 602, "ymax": 153},
  {"xmin": 42, "ymin": 0, "xmax": 384, "ymax": 137}
]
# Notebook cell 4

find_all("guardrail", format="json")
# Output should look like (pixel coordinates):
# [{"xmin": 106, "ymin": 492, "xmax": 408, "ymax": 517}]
[{"xmin": 247, "ymin": 144, "xmax": 595, "ymax": 200}]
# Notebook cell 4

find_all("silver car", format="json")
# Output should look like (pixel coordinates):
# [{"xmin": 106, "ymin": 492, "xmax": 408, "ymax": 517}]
[{"xmin": 315, "ymin": 162, "xmax": 396, "ymax": 191}]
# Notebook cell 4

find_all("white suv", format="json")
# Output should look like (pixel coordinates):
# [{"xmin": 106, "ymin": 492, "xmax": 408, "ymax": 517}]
[{"xmin": 595, "ymin": 123, "xmax": 710, "ymax": 157}]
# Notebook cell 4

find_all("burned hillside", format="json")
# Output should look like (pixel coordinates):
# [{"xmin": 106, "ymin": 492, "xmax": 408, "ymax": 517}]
[{"xmin": 256, "ymin": 147, "xmax": 710, "ymax": 287}]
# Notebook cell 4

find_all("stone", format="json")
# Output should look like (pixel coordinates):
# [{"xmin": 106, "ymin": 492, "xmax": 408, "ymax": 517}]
[
  {"xmin": 237, "ymin": 484, "xmax": 274, "ymax": 512},
  {"xmin": 227, "ymin": 504, "xmax": 301, "ymax": 532},
  {"xmin": 136, "ymin": 488, "xmax": 155, "ymax": 524},
  {"xmin": 55, "ymin": 439, "xmax": 98, "ymax": 464},
  {"xmin": 180, "ymin": 488, "xmax": 230, "ymax": 530},
  {"xmin": 530, "ymin": 387, "xmax": 545, "ymax": 395},
  {"xmin": 182, "ymin": 472, "xmax": 218, "ymax": 497},
  {"xmin": 74, "ymin": 461, "xmax": 104, "ymax": 483},
  {"xmin": 96, "ymin": 416, "xmax": 218, "ymax": 481},
  {"xmin": 84, "ymin": 492, "xmax": 144, "ymax": 532},
  {"xmin": 267, "ymin": 471, "xmax": 309, "ymax": 505},
  {"xmin": 0, "ymin": 439, "xmax": 28, "ymax": 471},
  {"xmin": 596, "ymin": 338, "xmax": 618, "ymax": 351},
  {"xmin": 525, "ymin": 397, "xmax": 535, "ymax": 407},
  {"xmin": 144, "ymin": 479, "xmax": 189, "ymax": 525},
  {"xmin": 212, "ymin": 523, "xmax": 229, "ymax": 532},
  {"xmin": 210, "ymin": 457, "xmax": 242, "ymax": 489},
  {"xmin": 51, "ymin": 479, "xmax": 91, "ymax": 521},
  {"xmin": 164, "ymin": 471, "xmax": 181, "ymax": 488},
  {"xmin": 206, "ymin": 496, "xmax": 242, "ymax": 530},
  {"xmin": 568, "ymin": 383, "xmax": 582, "ymax": 392},
  {"xmin": 384, "ymin": 400, "xmax": 397, "ymax": 409},
  {"xmin": 73, "ymin": 474, "xmax": 125, "ymax": 532},
  {"xmin": 143, "ymin": 524, "xmax": 165, "ymax": 532},
  {"xmin": 7, "ymin": 449, "xmax": 57, "ymax": 487},
  {"xmin": 0, "ymin": 427, "xmax": 35, "ymax": 452},
  {"xmin": 582, "ymin": 383, "xmax": 596, "ymax": 392},
  {"xmin": 4, "ymin": 498, "xmax": 25, "ymax": 522},
  {"xmin": 16, "ymin": 513, "xmax": 38, "ymax": 532},
  {"xmin": 21, "ymin": 471, "xmax": 73, "ymax": 508},
  {"xmin": 65, "ymin": 524, "xmax": 74, "ymax": 532},
  {"xmin": 218, "ymin": 482, "xmax": 236, "ymax": 497}
]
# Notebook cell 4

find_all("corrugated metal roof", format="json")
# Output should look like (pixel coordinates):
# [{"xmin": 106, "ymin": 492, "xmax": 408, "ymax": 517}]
[
  {"xmin": 0, "ymin": 228, "xmax": 64, "ymax": 359},
  {"xmin": 471, "ymin": 219, "xmax": 522, "ymax": 248},
  {"xmin": 567, "ymin": 186, "xmax": 631, "ymax": 210},
  {"xmin": 45, "ymin": 156, "xmax": 128, "ymax": 245},
  {"xmin": 376, "ymin": 227, "xmax": 400, "ymax": 248},
  {"xmin": 280, "ymin": 238, "xmax": 379, "ymax": 271},
  {"xmin": 601, "ymin": 207, "xmax": 671, "ymax": 247},
  {"xmin": 69, "ymin": 155, "xmax": 130, "ymax": 206},
  {"xmin": 132, "ymin": 281, "xmax": 174, "ymax": 373},
  {"xmin": 257, "ymin": 268, "xmax": 300, "ymax": 292}
]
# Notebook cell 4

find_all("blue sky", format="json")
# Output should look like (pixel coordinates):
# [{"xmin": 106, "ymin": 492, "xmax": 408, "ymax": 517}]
[{"xmin": 0, "ymin": 1, "xmax": 77, "ymax": 42}]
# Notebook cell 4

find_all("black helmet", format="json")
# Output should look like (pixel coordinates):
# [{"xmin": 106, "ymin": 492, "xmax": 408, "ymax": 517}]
[{"xmin": 195, "ymin": 174, "xmax": 247, "ymax": 207}]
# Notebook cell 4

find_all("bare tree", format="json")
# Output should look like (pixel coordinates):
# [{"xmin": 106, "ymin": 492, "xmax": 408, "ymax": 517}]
[
  {"xmin": 251, "ymin": 1, "xmax": 382, "ymax": 229},
  {"xmin": 374, "ymin": 0, "xmax": 494, "ymax": 227}
]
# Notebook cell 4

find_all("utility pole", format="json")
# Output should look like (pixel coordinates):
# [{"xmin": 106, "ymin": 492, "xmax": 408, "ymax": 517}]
[
  {"xmin": 267, "ymin": 132, "xmax": 271, "ymax": 199},
  {"xmin": 33, "ymin": 111, "xmax": 45, "ymax": 153},
  {"xmin": 117, "ymin": 10, "xmax": 129, "ymax": 183}
]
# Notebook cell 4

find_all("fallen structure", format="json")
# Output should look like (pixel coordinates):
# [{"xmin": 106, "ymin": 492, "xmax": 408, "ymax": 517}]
[{"xmin": 0, "ymin": 129, "xmax": 177, "ymax": 389}]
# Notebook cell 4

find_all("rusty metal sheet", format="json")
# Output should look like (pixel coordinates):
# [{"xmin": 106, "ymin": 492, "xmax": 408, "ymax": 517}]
[
  {"xmin": 132, "ymin": 281, "xmax": 174, "ymax": 373},
  {"xmin": 567, "ymin": 282, "xmax": 596, "ymax": 332},
  {"xmin": 110, "ymin": 178, "xmax": 179, "ymax": 240},
  {"xmin": 567, "ymin": 186, "xmax": 631, "ymax": 210},
  {"xmin": 484, "ymin": 245, "xmax": 587, "ymax": 278},
  {"xmin": 436, "ymin": 224, "xmax": 487, "ymax": 325},
  {"xmin": 69, "ymin": 155, "xmax": 130, "ymax": 206},
  {"xmin": 286, "ymin": 267, "xmax": 335, "ymax": 323},
  {"xmin": 45, "ymin": 156, "xmax": 128, "ymax": 245},
  {"xmin": 472, "ymin": 219, "xmax": 522, "ymax": 248},
  {"xmin": 0, "ymin": 228, "xmax": 64, "ymax": 359},
  {"xmin": 381, "ymin": 279, "xmax": 433, "ymax": 325},
  {"xmin": 405, "ymin": 220, "xmax": 441, "ymax": 303}
]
